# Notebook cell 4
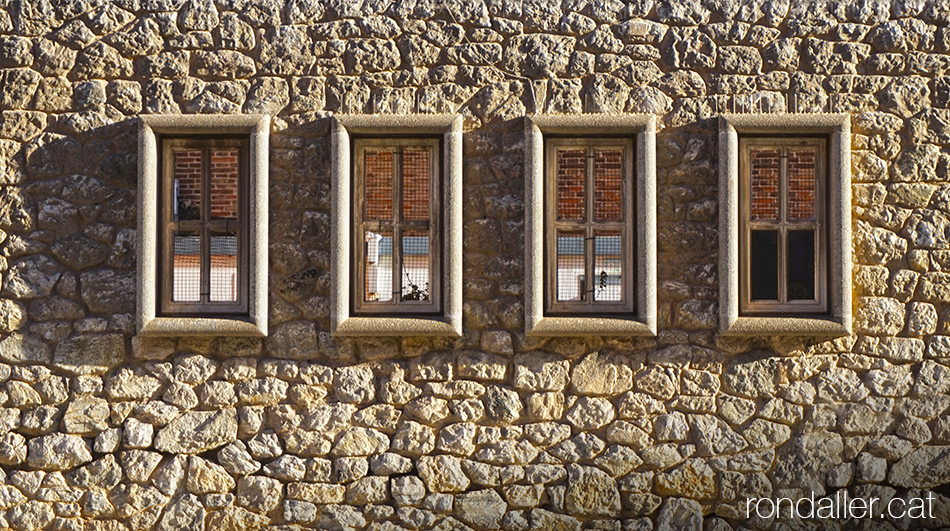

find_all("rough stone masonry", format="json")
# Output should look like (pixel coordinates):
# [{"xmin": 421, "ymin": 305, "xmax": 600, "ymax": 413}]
[{"xmin": 0, "ymin": 0, "xmax": 949, "ymax": 530}]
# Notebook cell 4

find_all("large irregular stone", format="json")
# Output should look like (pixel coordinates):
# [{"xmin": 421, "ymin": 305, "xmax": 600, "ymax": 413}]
[
  {"xmin": 62, "ymin": 396, "xmax": 110, "ymax": 435},
  {"xmin": 570, "ymin": 352, "xmax": 633, "ymax": 395},
  {"xmin": 514, "ymin": 353, "xmax": 569, "ymax": 391},
  {"xmin": 53, "ymin": 333, "xmax": 125, "ymax": 375},
  {"xmin": 483, "ymin": 385, "xmax": 522, "ymax": 424},
  {"xmin": 3, "ymin": 256, "xmax": 60, "ymax": 299},
  {"xmin": 332, "ymin": 428, "xmax": 389, "ymax": 457},
  {"xmin": 722, "ymin": 352, "xmax": 781, "ymax": 398},
  {"xmin": 565, "ymin": 464, "xmax": 620, "ymax": 517},
  {"xmin": 154, "ymin": 409, "xmax": 238, "ymax": 454},
  {"xmin": 769, "ymin": 432, "xmax": 842, "ymax": 494},
  {"xmin": 418, "ymin": 455, "xmax": 470, "ymax": 493},
  {"xmin": 655, "ymin": 459, "xmax": 716, "ymax": 500},
  {"xmin": 888, "ymin": 446, "xmax": 950, "ymax": 488},
  {"xmin": 26, "ymin": 433, "xmax": 92, "ymax": 471},
  {"xmin": 502, "ymin": 34, "xmax": 574, "ymax": 78},
  {"xmin": 565, "ymin": 397, "xmax": 615, "ymax": 430},
  {"xmin": 0, "ymin": 333, "xmax": 50, "ymax": 364},
  {"xmin": 655, "ymin": 498, "xmax": 703, "ymax": 531},
  {"xmin": 156, "ymin": 493, "xmax": 205, "ymax": 531},
  {"xmin": 454, "ymin": 489, "xmax": 507, "ymax": 529},
  {"xmin": 854, "ymin": 297, "xmax": 905, "ymax": 335},
  {"xmin": 690, "ymin": 415, "xmax": 748, "ymax": 456},
  {"xmin": 80, "ymin": 269, "xmax": 135, "ymax": 314}
]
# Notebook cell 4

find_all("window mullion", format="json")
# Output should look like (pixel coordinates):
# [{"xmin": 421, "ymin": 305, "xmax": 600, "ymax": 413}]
[
  {"xmin": 779, "ymin": 146, "xmax": 788, "ymax": 305},
  {"xmin": 586, "ymin": 146, "xmax": 595, "ymax": 305},
  {"xmin": 392, "ymin": 151, "xmax": 403, "ymax": 305},
  {"xmin": 200, "ymin": 147, "xmax": 211, "ymax": 305}
]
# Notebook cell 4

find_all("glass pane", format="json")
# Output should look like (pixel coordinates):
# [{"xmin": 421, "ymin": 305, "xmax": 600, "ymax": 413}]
[
  {"xmin": 173, "ymin": 231, "xmax": 201, "ymax": 302},
  {"xmin": 556, "ymin": 232, "xmax": 585, "ymax": 302},
  {"xmin": 174, "ymin": 150, "xmax": 202, "ymax": 221},
  {"xmin": 788, "ymin": 149, "xmax": 817, "ymax": 221},
  {"xmin": 750, "ymin": 230, "xmax": 778, "ymax": 301},
  {"xmin": 594, "ymin": 230, "xmax": 622, "ymax": 302},
  {"xmin": 788, "ymin": 230, "xmax": 815, "ymax": 301},
  {"xmin": 401, "ymin": 230, "xmax": 430, "ymax": 301},
  {"xmin": 210, "ymin": 149, "xmax": 239, "ymax": 221},
  {"xmin": 402, "ymin": 150, "xmax": 430, "ymax": 221},
  {"xmin": 594, "ymin": 150, "xmax": 623, "ymax": 221},
  {"xmin": 210, "ymin": 234, "xmax": 238, "ymax": 302},
  {"xmin": 557, "ymin": 149, "xmax": 586, "ymax": 221},
  {"xmin": 749, "ymin": 148, "xmax": 779, "ymax": 221},
  {"xmin": 365, "ymin": 150, "xmax": 393, "ymax": 221},
  {"xmin": 364, "ymin": 230, "xmax": 393, "ymax": 302}
]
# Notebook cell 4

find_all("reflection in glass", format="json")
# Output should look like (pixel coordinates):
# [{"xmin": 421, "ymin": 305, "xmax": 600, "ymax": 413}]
[
  {"xmin": 750, "ymin": 230, "xmax": 778, "ymax": 301},
  {"xmin": 174, "ymin": 150, "xmax": 202, "ymax": 221},
  {"xmin": 788, "ymin": 230, "xmax": 815, "ymax": 300},
  {"xmin": 173, "ymin": 231, "xmax": 201, "ymax": 302},
  {"xmin": 210, "ymin": 234, "xmax": 238, "ymax": 302},
  {"xmin": 364, "ymin": 230, "xmax": 393, "ymax": 302},
  {"xmin": 556, "ymin": 232, "xmax": 585, "ymax": 302},
  {"xmin": 594, "ymin": 231, "xmax": 622, "ymax": 302},
  {"xmin": 401, "ymin": 230, "xmax": 430, "ymax": 301}
]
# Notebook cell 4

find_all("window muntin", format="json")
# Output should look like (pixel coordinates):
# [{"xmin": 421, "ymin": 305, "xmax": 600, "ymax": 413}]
[
  {"xmin": 545, "ymin": 138, "xmax": 634, "ymax": 315},
  {"xmin": 353, "ymin": 138, "xmax": 441, "ymax": 314},
  {"xmin": 161, "ymin": 138, "xmax": 248, "ymax": 315},
  {"xmin": 740, "ymin": 137, "xmax": 826, "ymax": 314}
]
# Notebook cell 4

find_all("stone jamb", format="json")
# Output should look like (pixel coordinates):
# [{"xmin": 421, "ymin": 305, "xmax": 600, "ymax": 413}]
[
  {"xmin": 137, "ymin": 114, "xmax": 270, "ymax": 337},
  {"xmin": 719, "ymin": 113, "xmax": 852, "ymax": 337},
  {"xmin": 524, "ymin": 114, "xmax": 657, "ymax": 337},
  {"xmin": 331, "ymin": 114, "xmax": 463, "ymax": 337}
]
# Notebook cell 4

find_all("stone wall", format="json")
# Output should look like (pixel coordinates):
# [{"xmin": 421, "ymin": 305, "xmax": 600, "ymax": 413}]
[{"xmin": 0, "ymin": 0, "xmax": 949, "ymax": 529}]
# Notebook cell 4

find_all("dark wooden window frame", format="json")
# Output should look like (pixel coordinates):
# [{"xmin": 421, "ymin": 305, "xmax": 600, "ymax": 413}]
[
  {"xmin": 352, "ymin": 137, "xmax": 442, "ymax": 315},
  {"xmin": 159, "ymin": 136, "xmax": 250, "ymax": 316},
  {"xmin": 739, "ymin": 136, "xmax": 827, "ymax": 315},
  {"xmin": 544, "ymin": 137, "xmax": 635, "ymax": 316}
]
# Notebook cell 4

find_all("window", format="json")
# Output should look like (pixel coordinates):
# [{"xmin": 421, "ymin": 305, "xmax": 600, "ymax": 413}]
[
  {"xmin": 547, "ymin": 139, "xmax": 634, "ymax": 314},
  {"xmin": 354, "ymin": 138, "xmax": 441, "ymax": 314},
  {"xmin": 720, "ymin": 114, "xmax": 851, "ymax": 336},
  {"xmin": 525, "ymin": 115, "xmax": 656, "ymax": 337},
  {"xmin": 162, "ymin": 138, "xmax": 247, "ymax": 314},
  {"xmin": 741, "ymin": 138, "xmax": 825, "ymax": 314},
  {"xmin": 138, "ymin": 115, "xmax": 269, "ymax": 336},
  {"xmin": 331, "ymin": 115, "xmax": 462, "ymax": 336}
]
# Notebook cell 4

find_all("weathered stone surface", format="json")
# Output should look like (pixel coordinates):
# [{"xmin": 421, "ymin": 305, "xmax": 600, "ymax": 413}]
[
  {"xmin": 53, "ymin": 333, "xmax": 125, "ymax": 375},
  {"xmin": 514, "ymin": 353, "xmax": 569, "ymax": 391},
  {"xmin": 26, "ymin": 433, "xmax": 92, "ymax": 471},
  {"xmin": 156, "ymin": 493, "xmax": 205, "ymax": 531},
  {"xmin": 0, "ymin": 333, "xmax": 50, "ymax": 364},
  {"xmin": 62, "ymin": 396, "xmax": 109, "ymax": 435},
  {"xmin": 332, "ymin": 427, "xmax": 389, "ymax": 457},
  {"xmin": 888, "ymin": 446, "xmax": 950, "ymax": 488},
  {"xmin": 655, "ymin": 459, "xmax": 716, "ymax": 500},
  {"xmin": 418, "ymin": 455, "xmax": 470, "ymax": 493},
  {"xmin": 570, "ymin": 352, "xmax": 633, "ymax": 396},
  {"xmin": 455, "ymin": 488, "xmax": 506, "ymax": 528},
  {"xmin": 565, "ymin": 464, "xmax": 620, "ymax": 517},
  {"xmin": 154, "ymin": 409, "xmax": 238, "ymax": 454}
]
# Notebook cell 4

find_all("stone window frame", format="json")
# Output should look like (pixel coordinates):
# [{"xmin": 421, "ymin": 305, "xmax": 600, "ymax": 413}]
[
  {"xmin": 331, "ymin": 115, "xmax": 462, "ymax": 337},
  {"xmin": 137, "ymin": 114, "xmax": 270, "ymax": 337},
  {"xmin": 719, "ymin": 114, "xmax": 851, "ymax": 337},
  {"xmin": 525, "ymin": 114, "xmax": 657, "ymax": 337}
]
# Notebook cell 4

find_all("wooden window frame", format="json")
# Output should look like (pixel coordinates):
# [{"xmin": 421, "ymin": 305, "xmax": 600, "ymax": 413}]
[
  {"xmin": 718, "ymin": 114, "xmax": 851, "ymax": 337},
  {"xmin": 352, "ymin": 137, "xmax": 442, "ymax": 315},
  {"xmin": 138, "ymin": 114, "xmax": 269, "ymax": 337},
  {"xmin": 524, "ymin": 114, "xmax": 656, "ymax": 337},
  {"xmin": 544, "ymin": 137, "xmax": 635, "ymax": 315},
  {"xmin": 739, "ymin": 137, "xmax": 827, "ymax": 315},
  {"xmin": 160, "ymin": 137, "xmax": 250, "ymax": 316},
  {"xmin": 330, "ymin": 114, "xmax": 462, "ymax": 337}
]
